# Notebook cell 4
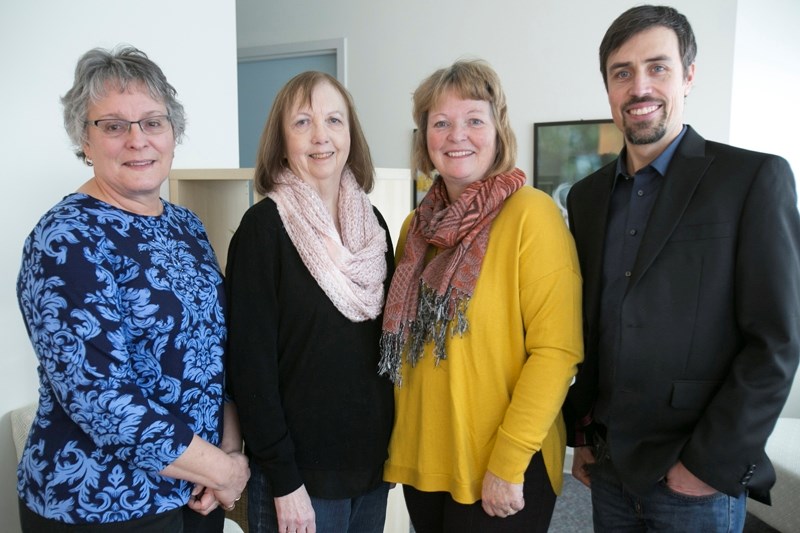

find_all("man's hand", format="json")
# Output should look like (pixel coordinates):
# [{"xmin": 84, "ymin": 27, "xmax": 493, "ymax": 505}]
[
  {"xmin": 665, "ymin": 461, "xmax": 717, "ymax": 496},
  {"xmin": 571, "ymin": 446, "xmax": 596, "ymax": 488}
]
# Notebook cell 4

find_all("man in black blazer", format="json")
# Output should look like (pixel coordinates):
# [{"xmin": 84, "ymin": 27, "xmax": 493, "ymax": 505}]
[{"xmin": 563, "ymin": 5, "xmax": 800, "ymax": 531}]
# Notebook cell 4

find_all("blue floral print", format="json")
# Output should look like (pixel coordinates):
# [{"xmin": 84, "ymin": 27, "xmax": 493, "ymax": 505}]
[{"xmin": 16, "ymin": 194, "xmax": 226, "ymax": 524}]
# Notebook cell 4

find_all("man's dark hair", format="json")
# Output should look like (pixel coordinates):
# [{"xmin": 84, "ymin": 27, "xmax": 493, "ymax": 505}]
[{"xmin": 599, "ymin": 5, "xmax": 697, "ymax": 88}]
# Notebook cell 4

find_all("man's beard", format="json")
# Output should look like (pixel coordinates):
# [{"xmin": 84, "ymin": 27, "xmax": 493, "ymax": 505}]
[
  {"xmin": 623, "ymin": 99, "xmax": 667, "ymax": 145},
  {"xmin": 625, "ymin": 118, "xmax": 667, "ymax": 145}
]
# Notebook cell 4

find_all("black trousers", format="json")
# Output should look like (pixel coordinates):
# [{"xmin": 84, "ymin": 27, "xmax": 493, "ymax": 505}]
[
  {"xmin": 19, "ymin": 499, "xmax": 225, "ymax": 533},
  {"xmin": 403, "ymin": 452, "xmax": 556, "ymax": 533}
]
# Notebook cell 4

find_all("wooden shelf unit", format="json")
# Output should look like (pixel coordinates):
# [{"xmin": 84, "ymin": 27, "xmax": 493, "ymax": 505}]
[{"xmin": 169, "ymin": 168, "xmax": 260, "ymax": 271}]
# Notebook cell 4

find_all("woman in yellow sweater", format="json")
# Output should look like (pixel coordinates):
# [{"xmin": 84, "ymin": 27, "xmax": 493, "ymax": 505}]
[{"xmin": 379, "ymin": 59, "xmax": 583, "ymax": 532}]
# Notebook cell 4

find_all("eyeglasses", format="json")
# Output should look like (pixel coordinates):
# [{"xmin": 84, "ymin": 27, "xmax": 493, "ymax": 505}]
[{"xmin": 88, "ymin": 115, "xmax": 172, "ymax": 137}]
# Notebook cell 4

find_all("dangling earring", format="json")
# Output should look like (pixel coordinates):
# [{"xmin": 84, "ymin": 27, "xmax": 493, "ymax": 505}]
[{"xmin": 85, "ymin": 156, "xmax": 93, "ymax": 167}]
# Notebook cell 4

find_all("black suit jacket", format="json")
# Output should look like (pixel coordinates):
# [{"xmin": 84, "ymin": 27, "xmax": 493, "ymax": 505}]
[{"xmin": 564, "ymin": 126, "xmax": 800, "ymax": 503}]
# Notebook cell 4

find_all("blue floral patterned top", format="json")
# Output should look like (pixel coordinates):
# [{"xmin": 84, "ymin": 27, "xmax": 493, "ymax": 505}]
[{"xmin": 16, "ymin": 193, "xmax": 226, "ymax": 524}]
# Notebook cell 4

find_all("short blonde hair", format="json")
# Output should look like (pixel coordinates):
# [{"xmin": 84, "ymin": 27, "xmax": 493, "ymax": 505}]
[{"xmin": 412, "ymin": 59, "xmax": 516, "ymax": 178}]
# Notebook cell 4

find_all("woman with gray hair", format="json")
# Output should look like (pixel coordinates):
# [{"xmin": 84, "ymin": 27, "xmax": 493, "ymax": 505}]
[{"xmin": 16, "ymin": 45, "xmax": 249, "ymax": 532}]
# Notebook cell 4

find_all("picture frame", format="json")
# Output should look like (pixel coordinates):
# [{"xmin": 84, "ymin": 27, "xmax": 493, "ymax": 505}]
[
  {"xmin": 413, "ymin": 169, "xmax": 436, "ymax": 208},
  {"xmin": 533, "ymin": 119, "xmax": 623, "ymax": 219}
]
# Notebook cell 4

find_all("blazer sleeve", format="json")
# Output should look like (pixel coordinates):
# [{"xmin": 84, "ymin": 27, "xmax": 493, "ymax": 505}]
[
  {"xmin": 681, "ymin": 154, "xmax": 800, "ymax": 498},
  {"xmin": 562, "ymin": 174, "xmax": 607, "ymax": 448}
]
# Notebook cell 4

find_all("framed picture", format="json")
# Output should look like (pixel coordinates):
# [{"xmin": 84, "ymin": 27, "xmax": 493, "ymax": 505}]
[
  {"xmin": 413, "ymin": 169, "xmax": 436, "ymax": 208},
  {"xmin": 533, "ymin": 119, "xmax": 623, "ymax": 219}
]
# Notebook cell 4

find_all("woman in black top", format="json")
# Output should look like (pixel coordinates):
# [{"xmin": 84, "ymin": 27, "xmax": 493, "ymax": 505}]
[{"xmin": 225, "ymin": 71, "xmax": 394, "ymax": 533}]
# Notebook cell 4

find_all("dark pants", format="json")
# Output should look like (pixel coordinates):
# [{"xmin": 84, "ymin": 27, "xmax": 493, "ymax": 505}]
[
  {"xmin": 402, "ymin": 452, "xmax": 556, "ymax": 533},
  {"xmin": 589, "ymin": 435, "xmax": 747, "ymax": 533},
  {"xmin": 19, "ymin": 499, "xmax": 225, "ymax": 533}
]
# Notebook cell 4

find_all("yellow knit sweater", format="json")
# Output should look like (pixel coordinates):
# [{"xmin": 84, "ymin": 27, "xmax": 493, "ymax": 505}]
[{"xmin": 383, "ymin": 185, "xmax": 583, "ymax": 504}]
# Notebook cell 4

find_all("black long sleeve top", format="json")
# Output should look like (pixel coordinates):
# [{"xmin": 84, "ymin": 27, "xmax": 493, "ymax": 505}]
[{"xmin": 225, "ymin": 197, "xmax": 395, "ymax": 499}]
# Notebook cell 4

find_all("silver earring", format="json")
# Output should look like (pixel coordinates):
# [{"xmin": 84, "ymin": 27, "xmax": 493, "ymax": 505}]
[{"xmin": 85, "ymin": 157, "xmax": 93, "ymax": 167}]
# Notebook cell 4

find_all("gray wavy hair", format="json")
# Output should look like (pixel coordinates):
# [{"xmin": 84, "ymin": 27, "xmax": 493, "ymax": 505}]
[{"xmin": 61, "ymin": 45, "xmax": 186, "ymax": 163}]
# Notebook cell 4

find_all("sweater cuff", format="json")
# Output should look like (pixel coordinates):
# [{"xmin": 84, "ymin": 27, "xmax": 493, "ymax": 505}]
[
  {"xmin": 259, "ymin": 457, "xmax": 304, "ymax": 498},
  {"xmin": 487, "ymin": 426, "xmax": 535, "ymax": 484}
]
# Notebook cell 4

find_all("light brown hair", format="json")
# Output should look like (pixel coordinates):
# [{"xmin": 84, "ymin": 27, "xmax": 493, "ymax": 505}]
[{"xmin": 254, "ymin": 71, "xmax": 374, "ymax": 194}]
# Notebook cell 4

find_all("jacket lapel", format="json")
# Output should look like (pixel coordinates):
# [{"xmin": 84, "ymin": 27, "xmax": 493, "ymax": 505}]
[{"xmin": 628, "ymin": 127, "xmax": 714, "ymax": 289}]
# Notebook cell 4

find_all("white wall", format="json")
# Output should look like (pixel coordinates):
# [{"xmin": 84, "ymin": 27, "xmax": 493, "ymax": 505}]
[
  {"xmin": 0, "ymin": 1, "xmax": 239, "ymax": 529},
  {"xmin": 730, "ymin": 0, "xmax": 800, "ymax": 417},
  {"xmin": 730, "ymin": 0, "xmax": 800, "ymax": 173},
  {"xmin": 237, "ymin": 0, "xmax": 736, "ymax": 179}
]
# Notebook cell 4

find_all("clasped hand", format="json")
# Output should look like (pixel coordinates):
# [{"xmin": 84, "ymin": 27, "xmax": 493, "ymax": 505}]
[
  {"xmin": 188, "ymin": 451, "xmax": 250, "ymax": 515},
  {"xmin": 481, "ymin": 470, "xmax": 525, "ymax": 518}
]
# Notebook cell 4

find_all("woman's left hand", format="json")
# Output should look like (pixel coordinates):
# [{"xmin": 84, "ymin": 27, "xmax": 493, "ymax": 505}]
[
  {"xmin": 481, "ymin": 470, "xmax": 525, "ymax": 518},
  {"xmin": 187, "ymin": 485, "xmax": 219, "ymax": 515}
]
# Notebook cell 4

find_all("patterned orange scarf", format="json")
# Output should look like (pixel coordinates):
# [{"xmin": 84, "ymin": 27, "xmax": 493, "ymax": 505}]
[{"xmin": 378, "ymin": 168, "xmax": 526, "ymax": 385}]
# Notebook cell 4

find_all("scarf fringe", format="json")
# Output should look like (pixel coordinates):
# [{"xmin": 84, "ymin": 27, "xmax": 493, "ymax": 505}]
[
  {"xmin": 378, "ymin": 168, "xmax": 526, "ymax": 387},
  {"xmin": 378, "ymin": 279, "xmax": 471, "ymax": 386}
]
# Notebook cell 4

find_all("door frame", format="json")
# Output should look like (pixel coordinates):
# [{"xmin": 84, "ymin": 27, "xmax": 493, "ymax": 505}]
[{"xmin": 237, "ymin": 38, "xmax": 347, "ymax": 86}]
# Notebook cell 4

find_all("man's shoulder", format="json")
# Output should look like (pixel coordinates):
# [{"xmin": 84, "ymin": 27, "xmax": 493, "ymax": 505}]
[
  {"xmin": 703, "ymin": 138, "xmax": 784, "ymax": 164},
  {"xmin": 687, "ymin": 137, "xmax": 793, "ymax": 187},
  {"xmin": 682, "ymin": 126, "xmax": 786, "ymax": 164}
]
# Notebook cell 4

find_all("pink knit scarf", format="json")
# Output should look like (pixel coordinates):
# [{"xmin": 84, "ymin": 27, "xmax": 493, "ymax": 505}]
[
  {"xmin": 268, "ymin": 168, "xmax": 388, "ymax": 322},
  {"xmin": 378, "ymin": 168, "xmax": 526, "ymax": 385}
]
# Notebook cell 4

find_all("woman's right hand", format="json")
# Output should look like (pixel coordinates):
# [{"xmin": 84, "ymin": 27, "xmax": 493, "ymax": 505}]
[{"xmin": 275, "ymin": 484, "xmax": 316, "ymax": 533}]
